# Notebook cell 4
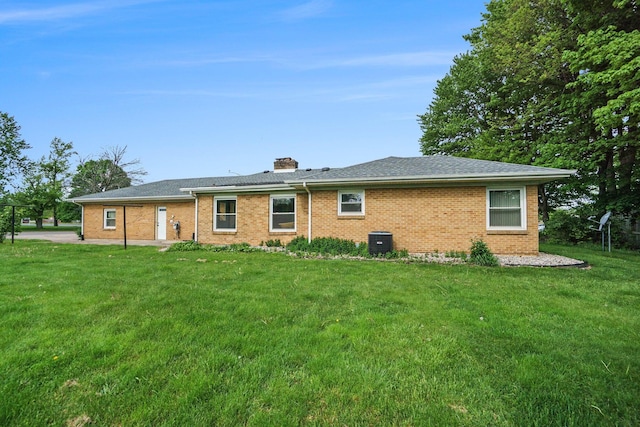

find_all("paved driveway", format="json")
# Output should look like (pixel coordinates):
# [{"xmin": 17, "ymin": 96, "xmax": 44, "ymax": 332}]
[{"xmin": 5, "ymin": 231, "xmax": 170, "ymax": 247}]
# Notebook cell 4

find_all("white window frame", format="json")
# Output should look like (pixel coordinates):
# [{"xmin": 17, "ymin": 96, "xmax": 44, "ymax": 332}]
[
  {"xmin": 338, "ymin": 190, "xmax": 365, "ymax": 216},
  {"xmin": 486, "ymin": 187, "xmax": 527, "ymax": 230},
  {"xmin": 270, "ymin": 194, "xmax": 296, "ymax": 232},
  {"xmin": 214, "ymin": 196, "xmax": 237, "ymax": 232},
  {"xmin": 104, "ymin": 208, "xmax": 116, "ymax": 229}
]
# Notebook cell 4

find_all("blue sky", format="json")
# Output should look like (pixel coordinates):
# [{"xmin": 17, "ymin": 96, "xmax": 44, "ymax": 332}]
[{"xmin": 1, "ymin": 1, "xmax": 487, "ymax": 183}]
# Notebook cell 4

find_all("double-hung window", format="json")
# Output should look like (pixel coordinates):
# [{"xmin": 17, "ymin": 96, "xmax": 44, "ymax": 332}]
[
  {"xmin": 338, "ymin": 190, "xmax": 365, "ymax": 216},
  {"xmin": 214, "ymin": 197, "xmax": 237, "ymax": 231},
  {"xmin": 104, "ymin": 209, "xmax": 116, "ymax": 229},
  {"xmin": 487, "ymin": 188, "xmax": 526, "ymax": 230},
  {"xmin": 270, "ymin": 195, "xmax": 296, "ymax": 231}
]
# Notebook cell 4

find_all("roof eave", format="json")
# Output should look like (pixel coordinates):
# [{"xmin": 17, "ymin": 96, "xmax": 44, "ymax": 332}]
[
  {"xmin": 287, "ymin": 172, "xmax": 576, "ymax": 188},
  {"xmin": 181, "ymin": 183, "xmax": 294, "ymax": 194},
  {"xmin": 67, "ymin": 195, "xmax": 194, "ymax": 204}
]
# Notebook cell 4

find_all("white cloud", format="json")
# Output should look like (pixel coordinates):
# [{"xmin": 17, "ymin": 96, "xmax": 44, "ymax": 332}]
[
  {"xmin": 301, "ymin": 51, "xmax": 456, "ymax": 69},
  {"xmin": 0, "ymin": 0, "xmax": 162, "ymax": 24},
  {"xmin": 119, "ymin": 74, "xmax": 440, "ymax": 103},
  {"xmin": 277, "ymin": 0, "xmax": 332, "ymax": 22},
  {"xmin": 142, "ymin": 50, "xmax": 456, "ymax": 71}
]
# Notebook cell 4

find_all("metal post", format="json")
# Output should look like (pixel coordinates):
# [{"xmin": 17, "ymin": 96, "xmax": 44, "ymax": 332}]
[
  {"xmin": 608, "ymin": 222, "xmax": 611, "ymax": 252},
  {"xmin": 11, "ymin": 205, "xmax": 15, "ymax": 244}
]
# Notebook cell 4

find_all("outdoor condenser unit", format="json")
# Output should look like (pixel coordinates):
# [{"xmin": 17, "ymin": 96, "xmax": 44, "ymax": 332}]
[{"xmin": 368, "ymin": 231, "xmax": 393, "ymax": 255}]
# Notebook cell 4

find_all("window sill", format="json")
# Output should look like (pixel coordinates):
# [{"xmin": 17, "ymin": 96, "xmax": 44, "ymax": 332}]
[
  {"xmin": 214, "ymin": 230, "xmax": 237, "ymax": 235},
  {"xmin": 337, "ymin": 215, "xmax": 365, "ymax": 220},
  {"xmin": 487, "ymin": 229, "xmax": 528, "ymax": 235},
  {"xmin": 269, "ymin": 231, "xmax": 297, "ymax": 235}
]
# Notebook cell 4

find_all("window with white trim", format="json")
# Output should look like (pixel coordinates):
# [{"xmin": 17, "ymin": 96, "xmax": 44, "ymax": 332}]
[
  {"xmin": 270, "ymin": 195, "xmax": 296, "ymax": 231},
  {"xmin": 338, "ymin": 190, "xmax": 365, "ymax": 215},
  {"xmin": 214, "ymin": 197, "xmax": 237, "ymax": 231},
  {"xmin": 104, "ymin": 209, "xmax": 116, "ymax": 229},
  {"xmin": 487, "ymin": 188, "xmax": 526, "ymax": 230}
]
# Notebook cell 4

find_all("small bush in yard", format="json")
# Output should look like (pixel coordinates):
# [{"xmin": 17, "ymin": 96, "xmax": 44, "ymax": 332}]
[
  {"xmin": 287, "ymin": 236, "xmax": 369, "ymax": 257},
  {"xmin": 166, "ymin": 240, "xmax": 202, "ymax": 251},
  {"xmin": 285, "ymin": 236, "xmax": 310, "ymax": 252},
  {"xmin": 167, "ymin": 241, "xmax": 261, "ymax": 253},
  {"xmin": 469, "ymin": 238, "xmax": 499, "ymax": 267},
  {"xmin": 263, "ymin": 239, "xmax": 283, "ymax": 247}
]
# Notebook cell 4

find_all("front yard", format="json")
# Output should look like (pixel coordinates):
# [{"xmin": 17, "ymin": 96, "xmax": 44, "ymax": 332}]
[{"xmin": 0, "ymin": 241, "xmax": 638, "ymax": 426}]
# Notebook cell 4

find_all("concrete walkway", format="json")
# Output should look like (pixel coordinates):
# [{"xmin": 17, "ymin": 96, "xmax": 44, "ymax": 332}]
[{"xmin": 5, "ymin": 231, "xmax": 171, "ymax": 247}]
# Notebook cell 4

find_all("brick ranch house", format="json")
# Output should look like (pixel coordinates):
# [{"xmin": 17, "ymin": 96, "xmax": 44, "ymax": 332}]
[{"xmin": 69, "ymin": 156, "xmax": 574, "ymax": 255}]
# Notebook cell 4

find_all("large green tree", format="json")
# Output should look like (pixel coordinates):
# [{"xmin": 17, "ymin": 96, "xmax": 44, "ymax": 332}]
[
  {"xmin": 419, "ymin": 0, "xmax": 640, "ymax": 220},
  {"xmin": 41, "ymin": 138, "xmax": 76, "ymax": 225},
  {"xmin": 12, "ymin": 161, "xmax": 57, "ymax": 228},
  {"xmin": 0, "ymin": 112, "xmax": 30, "ymax": 240},
  {"xmin": 10, "ymin": 139, "xmax": 75, "ymax": 229},
  {"xmin": 419, "ymin": 0, "xmax": 580, "ymax": 220},
  {"xmin": 563, "ymin": 5, "xmax": 640, "ymax": 215},
  {"xmin": 69, "ymin": 145, "xmax": 146, "ymax": 197},
  {"xmin": 0, "ymin": 112, "xmax": 31, "ymax": 197},
  {"xmin": 69, "ymin": 159, "xmax": 131, "ymax": 197}
]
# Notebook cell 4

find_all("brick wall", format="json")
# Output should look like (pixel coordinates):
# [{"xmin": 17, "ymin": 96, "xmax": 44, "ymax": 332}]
[
  {"xmin": 81, "ymin": 185, "xmax": 539, "ymax": 254},
  {"xmin": 194, "ymin": 185, "xmax": 538, "ymax": 254},
  {"xmin": 82, "ymin": 201, "xmax": 195, "ymax": 241},
  {"xmin": 197, "ymin": 193, "xmax": 309, "ymax": 246},
  {"xmin": 309, "ymin": 186, "xmax": 539, "ymax": 255}
]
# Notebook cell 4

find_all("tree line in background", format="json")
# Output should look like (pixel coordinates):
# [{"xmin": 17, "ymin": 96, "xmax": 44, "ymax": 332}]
[
  {"xmin": 419, "ymin": 0, "xmax": 639, "ymax": 247},
  {"xmin": 3, "ymin": 0, "xmax": 639, "ymax": 247},
  {"xmin": 0, "ymin": 111, "xmax": 146, "ymax": 237}
]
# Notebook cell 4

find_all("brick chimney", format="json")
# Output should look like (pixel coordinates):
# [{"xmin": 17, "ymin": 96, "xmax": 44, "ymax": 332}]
[{"xmin": 274, "ymin": 157, "xmax": 298, "ymax": 172}]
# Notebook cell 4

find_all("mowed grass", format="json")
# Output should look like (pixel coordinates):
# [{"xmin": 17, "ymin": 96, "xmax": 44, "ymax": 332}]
[{"xmin": 0, "ymin": 242, "xmax": 638, "ymax": 426}]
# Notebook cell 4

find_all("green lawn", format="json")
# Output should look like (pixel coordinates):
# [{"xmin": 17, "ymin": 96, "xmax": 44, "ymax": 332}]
[{"xmin": 1, "ymin": 242, "xmax": 638, "ymax": 426}]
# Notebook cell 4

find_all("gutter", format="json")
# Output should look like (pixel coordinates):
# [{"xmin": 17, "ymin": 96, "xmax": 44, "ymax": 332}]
[
  {"xmin": 287, "ymin": 171, "xmax": 577, "ymax": 188},
  {"xmin": 68, "ymin": 195, "xmax": 194, "ymax": 204},
  {"xmin": 180, "ymin": 183, "xmax": 293, "ymax": 194}
]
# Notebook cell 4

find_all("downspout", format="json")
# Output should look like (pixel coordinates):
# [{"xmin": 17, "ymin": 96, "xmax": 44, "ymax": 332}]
[
  {"xmin": 72, "ymin": 201, "xmax": 84, "ymax": 240},
  {"xmin": 303, "ymin": 182, "xmax": 312, "ymax": 243},
  {"xmin": 192, "ymin": 191, "xmax": 199, "ymax": 242}
]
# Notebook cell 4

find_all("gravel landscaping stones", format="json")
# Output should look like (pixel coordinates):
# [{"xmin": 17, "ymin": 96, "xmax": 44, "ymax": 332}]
[{"xmin": 497, "ymin": 253, "xmax": 587, "ymax": 268}]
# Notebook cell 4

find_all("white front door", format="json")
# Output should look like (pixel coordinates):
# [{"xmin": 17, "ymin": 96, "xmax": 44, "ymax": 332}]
[{"xmin": 157, "ymin": 207, "xmax": 167, "ymax": 240}]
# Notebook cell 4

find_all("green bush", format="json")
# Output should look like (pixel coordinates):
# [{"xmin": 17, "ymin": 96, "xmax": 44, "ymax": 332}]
[
  {"xmin": 469, "ymin": 238, "xmax": 499, "ymax": 267},
  {"xmin": 166, "ymin": 240, "xmax": 202, "ymax": 251},
  {"xmin": 227, "ymin": 243, "xmax": 260, "ymax": 252},
  {"xmin": 287, "ymin": 236, "xmax": 369, "ymax": 257},
  {"xmin": 285, "ymin": 236, "xmax": 310, "ymax": 252},
  {"xmin": 287, "ymin": 236, "xmax": 413, "ymax": 259},
  {"xmin": 445, "ymin": 250, "xmax": 468, "ymax": 260},
  {"xmin": 542, "ymin": 209, "xmax": 593, "ymax": 244},
  {"xmin": 263, "ymin": 239, "xmax": 283, "ymax": 247}
]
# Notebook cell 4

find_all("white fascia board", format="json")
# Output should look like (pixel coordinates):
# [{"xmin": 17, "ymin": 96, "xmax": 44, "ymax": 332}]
[
  {"xmin": 287, "ymin": 171, "xmax": 576, "ymax": 187},
  {"xmin": 67, "ymin": 195, "xmax": 194, "ymax": 204},
  {"xmin": 181, "ymin": 184, "xmax": 294, "ymax": 194}
]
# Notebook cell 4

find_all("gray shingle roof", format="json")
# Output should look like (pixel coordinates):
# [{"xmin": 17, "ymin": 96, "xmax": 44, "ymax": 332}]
[
  {"xmin": 291, "ymin": 156, "xmax": 573, "ymax": 182},
  {"xmin": 69, "ymin": 169, "xmax": 324, "ymax": 201},
  {"xmin": 70, "ymin": 156, "xmax": 574, "ymax": 202}
]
